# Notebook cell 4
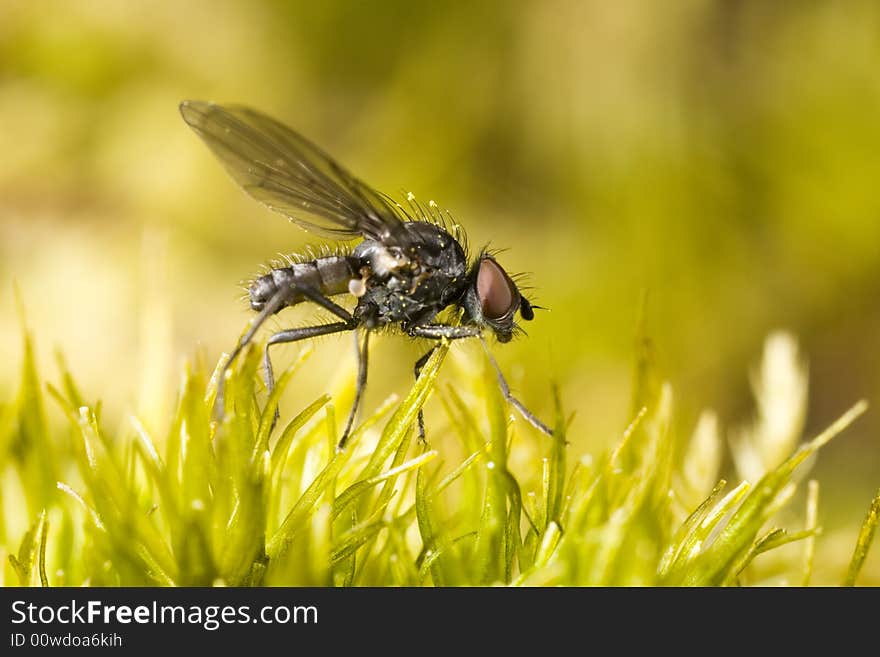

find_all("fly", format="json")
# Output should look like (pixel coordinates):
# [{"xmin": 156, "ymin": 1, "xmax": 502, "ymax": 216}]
[{"xmin": 180, "ymin": 100, "xmax": 552, "ymax": 447}]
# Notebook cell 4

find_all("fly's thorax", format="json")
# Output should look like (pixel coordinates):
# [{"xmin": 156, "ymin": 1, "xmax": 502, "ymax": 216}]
[
  {"xmin": 352, "ymin": 241, "xmax": 410, "ymax": 277},
  {"xmin": 351, "ymin": 223, "xmax": 470, "ymax": 325}
]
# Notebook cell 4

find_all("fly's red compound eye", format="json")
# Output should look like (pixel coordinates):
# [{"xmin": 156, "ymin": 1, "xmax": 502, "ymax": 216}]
[{"xmin": 477, "ymin": 257, "xmax": 517, "ymax": 320}]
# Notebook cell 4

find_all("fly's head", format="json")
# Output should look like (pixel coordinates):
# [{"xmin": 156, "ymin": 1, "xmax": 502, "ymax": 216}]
[{"xmin": 462, "ymin": 254, "xmax": 535, "ymax": 343}]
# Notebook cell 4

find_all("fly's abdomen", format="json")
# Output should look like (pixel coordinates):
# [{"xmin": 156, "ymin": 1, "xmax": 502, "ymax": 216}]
[{"xmin": 249, "ymin": 255, "xmax": 359, "ymax": 312}]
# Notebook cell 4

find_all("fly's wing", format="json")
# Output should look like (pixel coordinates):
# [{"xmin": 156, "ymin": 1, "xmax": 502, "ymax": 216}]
[{"xmin": 180, "ymin": 100, "xmax": 407, "ymax": 242}]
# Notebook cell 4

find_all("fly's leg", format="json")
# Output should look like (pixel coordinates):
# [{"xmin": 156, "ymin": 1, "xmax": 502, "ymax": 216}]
[
  {"xmin": 408, "ymin": 325, "xmax": 553, "ymax": 436},
  {"xmin": 338, "ymin": 330, "xmax": 370, "ymax": 450},
  {"xmin": 214, "ymin": 280, "xmax": 358, "ymax": 427},
  {"xmin": 262, "ymin": 286, "xmax": 359, "ymax": 434},
  {"xmin": 409, "ymin": 326, "xmax": 553, "ymax": 435},
  {"xmin": 213, "ymin": 285, "xmax": 289, "ymax": 422},
  {"xmin": 262, "ymin": 321, "xmax": 356, "ymax": 434},
  {"xmin": 262, "ymin": 286, "xmax": 357, "ymax": 394},
  {"xmin": 479, "ymin": 337, "xmax": 553, "ymax": 437},
  {"xmin": 407, "ymin": 324, "xmax": 482, "ymax": 442},
  {"xmin": 413, "ymin": 347, "xmax": 436, "ymax": 444},
  {"xmin": 408, "ymin": 325, "xmax": 482, "ymax": 341}
]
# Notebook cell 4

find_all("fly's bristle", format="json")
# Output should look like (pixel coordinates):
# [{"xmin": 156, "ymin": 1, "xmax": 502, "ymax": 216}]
[
  {"xmin": 512, "ymin": 270, "xmax": 541, "ymax": 301},
  {"xmin": 394, "ymin": 199, "xmax": 415, "ymax": 222},
  {"xmin": 483, "ymin": 244, "xmax": 510, "ymax": 259},
  {"xmin": 400, "ymin": 192, "xmax": 469, "ymax": 251},
  {"xmin": 268, "ymin": 256, "xmax": 285, "ymax": 270},
  {"xmin": 404, "ymin": 194, "xmax": 418, "ymax": 217},
  {"xmin": 405, "ymin": 193, "xmax": 439, "ymax": 227},
  {"xmin": 445, "ymin": 210, "xmax": 470, "ymax": 257},
  {"xmin": 259, "ymin": 243, "xmax": 354, "ymax": 274},
  {"xmin": 404, "ymin": 192, "xmax": 428, "ymax": 221},
  {"xmin": 414, "ymin": 197, "xmax": 429, "ymax": 221},
  {"xmin": 427, "ymin": 199, "xmax": 444, "ymax": 225},
  {"xmin": 328, "ymin": 243, "xmax": 353, "ymax": 257},
  {"xmin": 237, "ymin": 278, "xmax": 254, "ymax": 305},
  {"xmin": 510, "ymin": 271, "xmax": 534, "ymax": 285}
]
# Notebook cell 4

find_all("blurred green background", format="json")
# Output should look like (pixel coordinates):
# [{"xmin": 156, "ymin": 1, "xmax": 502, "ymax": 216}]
[{"xmin": 1, "ymin": 1, "xmax": 878, "ymax": 578}]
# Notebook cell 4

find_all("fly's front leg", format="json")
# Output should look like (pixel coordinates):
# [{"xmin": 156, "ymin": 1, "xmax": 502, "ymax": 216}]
[
  {"xmin": 409, "ymin": 325, "xmax": 552, "ymax": 436},
  {"xmin": 479, "ymin": 337, "xmax": 553, "ymax": 437},
  {"xmin": 407, "ymin": 324, "xmax": 482, "ymax": 442}
]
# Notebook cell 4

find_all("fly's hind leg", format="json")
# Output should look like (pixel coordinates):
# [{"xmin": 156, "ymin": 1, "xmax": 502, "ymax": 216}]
[
  {"xmin": 262, "ymin": 286, "xmax": 359, "ymax": 435},
  {"xmin": 213, "ymin": 285, "xmax": 289, "ymax": 422},
  {"xmin": 262, "ymin": 320, "xmax": 356, "ymax": 434},
  {"xmin": 262, "ymin": 286, "xmax": 357, "ymax": 394},
  {"xmin": 215, "ymin": 280, "xmax": 358, "ymax": 430},
  {"xmin": 267, "ymin": 325, "xmax": 369, "ymax": 449}
]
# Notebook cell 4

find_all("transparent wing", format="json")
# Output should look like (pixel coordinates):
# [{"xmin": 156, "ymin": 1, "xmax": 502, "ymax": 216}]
[{"xmin": 180, "ymin": 100, "xmax": 407, "ymax": 241}]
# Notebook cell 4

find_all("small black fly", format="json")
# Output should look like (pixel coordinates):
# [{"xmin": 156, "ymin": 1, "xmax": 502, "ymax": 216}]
[{"xmin": 180, "ymin": 100, "xmax": 551, "ymax": 447}]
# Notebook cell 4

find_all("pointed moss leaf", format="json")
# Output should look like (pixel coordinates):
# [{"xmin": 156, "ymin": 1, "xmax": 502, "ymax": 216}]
[
  {"xmin": 674, "ymin": 401, "xmax": 866, "ymax": 585},
  {"xmin": 269, "ymin": 394, "xmax": 330, "ymax": 476},
  {"xmin": 660, "ymin": 481, "xmax": 750, "ymax": 582},
  {"xmin": 658, "ymin": 479, "xmax": 728, "ymax": 577},
  {"xmin": 332, "ymin": 450, "xmax": 437, "ymax": 521},
  {"xmin": 545, "ymin": 385, "xmax": 568, "ymax": 528},
  {"xmin": 732, "ymin": 528, "xmax": 818, "ymax": 582},
  {"xmin": 8, "ymin": 511, "xmax": 47, "ymax": 585},
  {"xmin": 253, "ymin": 364, "xmax": 298, "ymax": 461},
  {"xmin": 359, "ymin": 344, "xmax": 448, "ymax": 479},
  {"xmin": 268, "ymin": 448, "xmax": 351, "ymax": 558},
  {"xmin": 844, "ymin": 488, "xmax": 880, "ymax": 586}
]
